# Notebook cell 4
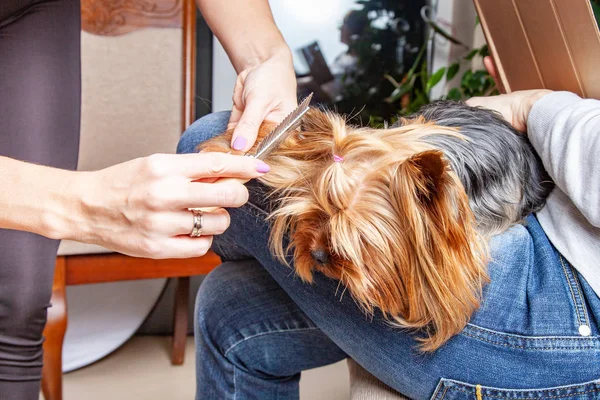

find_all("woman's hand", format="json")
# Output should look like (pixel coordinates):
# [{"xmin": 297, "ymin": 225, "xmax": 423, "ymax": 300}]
[
  {"xmin": 196, "ymin": 0, "xmax": 298, "ymax": 152},
  {"xmin": 61, "ymin": 153, "xmax": 270, "ymax": 259},
  {"xmin": 467, "ymin": 89, "xmax": 552, "ymax": 133},
  {"xmin": 228, "ymin": 49, "xmax": 298, "ymax": 152},
  {"xmin": 466, "ymin": 56, "xmax": 552, "ymax": 132}
]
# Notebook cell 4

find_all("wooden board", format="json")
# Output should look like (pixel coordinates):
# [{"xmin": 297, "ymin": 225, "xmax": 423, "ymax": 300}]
[{"xmin": 473, "ymin": 0, "xmax": 600, "ymax": 98}]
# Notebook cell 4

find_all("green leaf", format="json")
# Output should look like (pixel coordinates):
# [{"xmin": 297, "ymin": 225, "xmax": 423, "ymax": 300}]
[
  {"xmin": 369, "ymin": 115, "xmax": 385, "ymax": 128},
  {"xmin": 420, "ymin": 61, "xmax": 429, "ymax": 91},
  {"xmin": 383, "ymin": 74, "xmax": 401, "ymax": 88},
  {"xmin": 426, "ymin": 67, "xmax": 446, "ymax": 92},
  {"xmin": 424, "ymin": 18, "xmax": 468, "ymax": 48},
  {"xmin": 446, "ymin": 88, "xmax": 462, "ymax": 101},
  {"xmin": 591, "ymin": 1, "xmax": 600, "ymax": 28},
  {"xmin": 475, "ymin": 15, "xmax": 480, "ymax": 26},
  {"xmin": 412, "ymin": 90, "xmax": 429, "ymax": 112},
  {"xmin": 478, "ymin": 44, "xmax": 490, "ymax": 58},
  {"xmin": 385, "ymin": 78, "xmax": 415, "ymax": 103},
  {"xmin": 446, "ymin": 63, "xmax": 460, "ymax": 81},
  {"xmin": 461, "ymin": 69, "xmax": 473, "ymax": 85},
  {"xmin": 405, "ymin": 42, "xmax": 428, "ymax": 83},
  {"xmin": 465, "ymin": 49, "xmax": 478, "ymax": 61}
]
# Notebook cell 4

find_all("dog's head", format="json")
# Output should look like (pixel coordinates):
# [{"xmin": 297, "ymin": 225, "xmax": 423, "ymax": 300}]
[{"xmin": 263, "ymin": 108, "xmax": 488, "ymax": 351}]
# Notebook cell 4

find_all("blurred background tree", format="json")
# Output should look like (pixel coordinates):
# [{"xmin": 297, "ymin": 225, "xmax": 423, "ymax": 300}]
[
  {"xmin": 332, "ymin": 0, "xmax": 426, "ymax": 123},
  {"xmin": 333, "ymin": 0, "xmax": 497, "ymax": 126}
]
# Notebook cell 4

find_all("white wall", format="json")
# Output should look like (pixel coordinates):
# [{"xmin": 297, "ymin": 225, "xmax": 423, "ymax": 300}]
[
  {"xmin": 429, "ymin": 0, "xmax": 479, "ymax": 99},
  {"xmin": 212, "ymin": 37, "xmax": 238, "ymax": 112}
]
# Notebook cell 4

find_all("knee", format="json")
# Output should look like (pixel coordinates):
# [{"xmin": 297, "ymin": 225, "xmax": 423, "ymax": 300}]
[
  {"xmin": 2, "ymin": 281, "xmax": 51, "ymax": 340},
  {"xmin": 0, "ymin": 240, "xmax": 55, "ymax": 340},
  {"xmin": 194, "ymin": 263, "xmax": 290, "ymax": 376},
  {"xmin": 177, "ymin": 111, "xmax": 231, "ymax": 154},
  {"xmin": 0, "ymin": 286, "xmax": 48, "ymax": 380},
  {"xmin": 195, "ymin": 262, "xmax": 248, "ymax": 346},
  {"xmin": 195, "ymin": 261, "xmax": 273, "ymax": 356}
]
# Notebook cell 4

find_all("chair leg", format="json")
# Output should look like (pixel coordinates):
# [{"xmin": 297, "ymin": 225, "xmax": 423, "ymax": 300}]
[
  {"xmin": 42, "ymin": 256, "xmax": 68, "ymax": 400},
  {"xmin": 171, "ymin": 277, "xmax": 190, "ymax": 365}
]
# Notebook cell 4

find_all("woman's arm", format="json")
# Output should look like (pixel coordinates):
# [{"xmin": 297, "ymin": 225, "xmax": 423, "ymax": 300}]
[
  {"xmin": 196, "ymin": 0, "xmax": 297, "ymax": 152},
  {"xmin": 527, "ymin": 92, "xmax": 600, "ymax": 227},
  {"xmin": 468, "ymin": 88, "xmax": 600, "ymax": 228},
  {"xmin": 0, "ymin": 153, "xmax": 270, "ymax": 258},
  {"xmin": 196, "ymin": 0, "xmax": 286, "ymax": 73},
  {"xmin": 0, "ymin": 156, "xmax": 76, "ymax": 238}
]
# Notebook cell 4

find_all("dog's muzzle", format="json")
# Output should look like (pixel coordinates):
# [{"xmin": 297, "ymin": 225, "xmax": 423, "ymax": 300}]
[{"xmin": 310, "ymin": 249, "xmax": 329, "ymax": 265}]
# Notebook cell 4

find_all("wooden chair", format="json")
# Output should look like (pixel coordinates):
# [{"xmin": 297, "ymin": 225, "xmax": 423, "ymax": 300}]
[{"xmin": 40, "ymin": 1, "xmax": 221, "ymax": 399}]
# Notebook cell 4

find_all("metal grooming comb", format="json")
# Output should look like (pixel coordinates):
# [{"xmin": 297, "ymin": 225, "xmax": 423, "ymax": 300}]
[
  {"xmin": 193, "ymin": 94, "xmax": 313, "ymax": 215},
  {"xmin": 251, "ymin": 92, "xmax": 313, "ymax": 160}
]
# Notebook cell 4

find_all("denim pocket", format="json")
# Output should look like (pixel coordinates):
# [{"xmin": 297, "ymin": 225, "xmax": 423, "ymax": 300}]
[{"xmin": 431, "ymin": 378, "xmax": 600, "ymax": 399}]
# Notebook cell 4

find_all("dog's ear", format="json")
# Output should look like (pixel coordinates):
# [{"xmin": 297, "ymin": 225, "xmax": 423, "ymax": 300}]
[
  {"xmin": 390, "ymin": 150, "xmax": 489, "ymax": 351},
  {"xmin": 406, "ymin": 150, "xmax": 447, "ymax": 201}
]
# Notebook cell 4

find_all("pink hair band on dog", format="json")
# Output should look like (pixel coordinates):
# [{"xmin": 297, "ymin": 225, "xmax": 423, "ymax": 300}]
[{"xmin": 333, "ymin": 154, "xmax": 344, "ymax": 163}]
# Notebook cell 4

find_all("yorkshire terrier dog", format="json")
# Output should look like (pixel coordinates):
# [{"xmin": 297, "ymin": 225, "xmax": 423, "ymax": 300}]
[{"xmin": 199, "ymin": 101, "xmax": 553, "ymax": 350}]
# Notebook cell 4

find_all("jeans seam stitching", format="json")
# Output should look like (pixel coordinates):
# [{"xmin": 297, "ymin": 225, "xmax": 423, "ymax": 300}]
[
  {"xmin": 567, "ymin": 259, "xmax": 591, "ymax": 329},
  {"xmin": 461, "ymin": 331, "xmax": 600, "ymax": 350},
  {"xmin": 430, "ymin": 380, "xmax": 443, "ymax": 399},
  {"xmin": 465, "ymin": 324, "xmax": 599, "ymax": 340},
  {"xmin": 223, "ymin": 327, "xmax": 320, "ymax": 357},
  {"xmin": 559, "ymin": 255, "xmax": 584, "ymax": 328},
  {"xmin": 233, "ymin": 364, "xmax": 237, "ymax": 400},
  {"xmin": 432, "ymin": 383, "xmax": 450, "ymax": 400},
  {"xmin": 448, "ymin": 385, "xmax": 600, "ymax": 399}
]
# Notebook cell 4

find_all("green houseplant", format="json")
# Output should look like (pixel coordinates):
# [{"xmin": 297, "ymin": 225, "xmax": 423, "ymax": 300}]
[{"xmin": 333, "ymin": 1, "xmax": 497, "ymax": 126}]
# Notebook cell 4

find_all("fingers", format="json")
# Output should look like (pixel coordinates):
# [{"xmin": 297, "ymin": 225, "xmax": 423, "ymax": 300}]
[
  {"xmin": 144, "ymin": 208, "xmax": 230, "ymax": 237},
  {"xmin": 228, "ymin": 80, "xmax": 244, "ymax": 129},
  {"xmin": 145, "ymin": 153, "xmax": 270, "ymax": 180},
  {"xmin": 171, "ymin": 180, "xmax": 250, "ymax": 210},
  {"xmin": 228, "ymin": 55, "xmax": 298, "ymax": 152},
  {"xmin": 136, "ymin": 208, "xmax": 231, "ymax": 258},
  {"xmin": 483, "ymin": 56, "xmax": 496, "ymax": 79},
  {"xmin": 465, "ymin": 96, "xmax": 486, "ymax": 108},
  {"xmin": 161, "ymin": 236, "xmax": 215, "ymax": 259},
  {"xmin": 231, "ymin": 96, "xmax": 270, "ymax": 152},
  {"xmin": 483, "ymin": 56, "xmax": 505, "ymax": 94}
]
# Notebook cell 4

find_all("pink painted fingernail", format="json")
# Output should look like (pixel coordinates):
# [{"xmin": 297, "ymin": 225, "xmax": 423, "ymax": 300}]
[
  {"xmin": 232, "ymin": 136, "xmax": 247, "ymax": 151},
  {"xmin": 256, "ymin": 161, "xmax": 271, "ymax": 173}
]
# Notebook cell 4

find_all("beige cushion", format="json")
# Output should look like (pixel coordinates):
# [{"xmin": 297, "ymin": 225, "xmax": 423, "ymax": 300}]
[
  {"xmin": 348, "ymin": 359, "xmax": 409, "ymax": 400},
  {"xmin": 58, "ymin": 28, "xmax": 183, "ymax": 256}
]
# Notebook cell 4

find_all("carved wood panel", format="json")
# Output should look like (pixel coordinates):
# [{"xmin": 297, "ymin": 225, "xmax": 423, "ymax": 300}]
[{"xmin": 81, "ymin": 0, "xmax": 182, "ymax": 36}]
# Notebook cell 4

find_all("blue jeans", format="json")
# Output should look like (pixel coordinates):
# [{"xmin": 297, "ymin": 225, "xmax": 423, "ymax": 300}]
[{"xmin": 179, "ymin": 112, "xmax": 600, "ymax": 400}]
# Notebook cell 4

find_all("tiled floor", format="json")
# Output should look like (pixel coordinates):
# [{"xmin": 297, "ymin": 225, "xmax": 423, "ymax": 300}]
[{"xmin": 42, "ymin": 336, "xmax": 349, "ymax": 400}]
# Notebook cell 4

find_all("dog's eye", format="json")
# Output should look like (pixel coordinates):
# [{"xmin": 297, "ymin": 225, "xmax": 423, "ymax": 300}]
[{"xmin": 310, "ymin": 249, "xmax": 330, "ymax": 265}]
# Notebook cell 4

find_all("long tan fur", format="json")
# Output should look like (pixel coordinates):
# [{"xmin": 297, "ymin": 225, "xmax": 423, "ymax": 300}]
[{"xmin": 199, "ymin": 108, "xmax": 489, "ymax": 351}]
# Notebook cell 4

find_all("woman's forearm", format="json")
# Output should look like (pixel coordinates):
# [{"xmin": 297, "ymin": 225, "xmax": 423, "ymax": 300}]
[
  {"xmin": 0, "ymin": 151, "xmax": 269, "ymax": 258},
  {"xmin": 196, "ymin": 0, "xmax": 290, "ymax": 72},
  {"xmin": 527, "ymin": 92, "xmax": 600, "ymax": 227},
  {"xmin": 0, "ymin": 156, "xmax": 81, "ymax": 239}
]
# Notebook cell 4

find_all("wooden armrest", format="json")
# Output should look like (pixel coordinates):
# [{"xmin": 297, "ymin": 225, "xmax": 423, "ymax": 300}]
[{"xmin": 65, "ymin": 251, "xmax": 221, "ymax": 285}]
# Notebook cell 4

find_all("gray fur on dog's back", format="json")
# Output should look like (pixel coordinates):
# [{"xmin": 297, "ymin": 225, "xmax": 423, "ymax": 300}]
[{"xmin": 407, "ymin": 100, "xmax": 554, "ymax": 236}]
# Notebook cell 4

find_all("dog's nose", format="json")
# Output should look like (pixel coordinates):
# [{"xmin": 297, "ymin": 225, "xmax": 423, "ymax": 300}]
[{"xmin": 310, "ymin": 249, "xmax": 329, "ymax": 265}]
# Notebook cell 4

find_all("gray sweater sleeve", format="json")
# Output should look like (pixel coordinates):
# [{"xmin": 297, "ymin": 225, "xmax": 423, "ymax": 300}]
[{"xmin": 527, "ymin": 91, "xmax": 600, "ymax": 228}]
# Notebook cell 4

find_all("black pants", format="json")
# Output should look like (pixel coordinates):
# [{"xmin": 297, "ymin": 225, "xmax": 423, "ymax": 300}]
[{"xmin": 0, "ymin": 1, "xmax": 80, "ymax": 398}]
